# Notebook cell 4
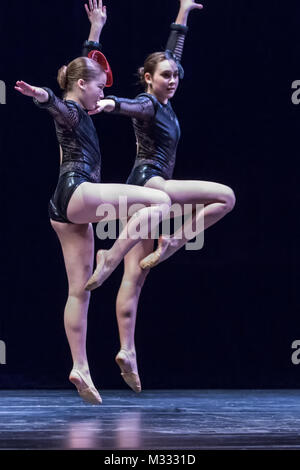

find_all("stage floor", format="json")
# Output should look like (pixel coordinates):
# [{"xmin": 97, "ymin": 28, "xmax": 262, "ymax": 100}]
[{"xmin": 0, "ymin": 389, "xmax": 300, "ymax": 450}]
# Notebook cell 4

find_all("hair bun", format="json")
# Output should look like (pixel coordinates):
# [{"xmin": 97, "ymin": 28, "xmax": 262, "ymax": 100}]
[
  {"xmin": 57, "ymin": 65, "xmax": 68, "ymax": 90},
  {"xmin": 138, "ymin": 66, "xmax": 145, "ymax": 79},
  {"xmin": 137, "ymin": 66, "xmax": 146, "ymax": 87}
]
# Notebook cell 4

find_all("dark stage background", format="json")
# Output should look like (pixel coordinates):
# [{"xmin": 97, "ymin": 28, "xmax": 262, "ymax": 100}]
[{"xmin": 0, "ymin": 0, "xmax": 299, "ymax": 389}]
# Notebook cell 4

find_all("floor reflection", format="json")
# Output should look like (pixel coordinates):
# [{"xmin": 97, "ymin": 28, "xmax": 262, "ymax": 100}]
[
  {"xmin": 65, "ymin": 412, "xmax": 142, "ymax": 449},
  {"xmin": 115, "ymin": 412, "xmax": 142, "ymax": 449},
  {"xmin": 66, "ymin": 419, "xmax": 101, "ymax": 449}
]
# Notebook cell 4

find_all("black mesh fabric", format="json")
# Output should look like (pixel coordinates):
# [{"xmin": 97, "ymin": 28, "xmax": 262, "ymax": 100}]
[{"xmin": 34, "ymin": 88, "xmax": 102, "ymax": 222}]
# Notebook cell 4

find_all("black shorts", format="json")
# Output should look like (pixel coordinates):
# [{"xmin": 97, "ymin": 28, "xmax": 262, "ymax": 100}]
[
  {"xmin": 126, "ymin": 164, "xmax": 168, "ymax": 187},
  {"xmin": 48, "ymin": 171, "xmax": 86, "ymax": 224}
]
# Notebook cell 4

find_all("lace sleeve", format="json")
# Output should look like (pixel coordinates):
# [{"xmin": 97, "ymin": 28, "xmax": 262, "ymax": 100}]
[
  {"xmin": 33, "ymin": 87, "xmax": 80, "ymax": 130},
  {"xmin": 105, "ymin": 94, "xmax": 157, "ymax": 121},
  {"xmin": 82, "ymin": 40, "xmax": 102, "ymax": 57},
  {"xmin": 165, "ymin": 23, "xmax": 188, "ymax": 63}
]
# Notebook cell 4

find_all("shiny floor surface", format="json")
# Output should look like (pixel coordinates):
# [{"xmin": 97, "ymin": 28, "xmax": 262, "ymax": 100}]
[{"xmin": 1, "ymin": 390, "xmax": 300, "ymax": 449}]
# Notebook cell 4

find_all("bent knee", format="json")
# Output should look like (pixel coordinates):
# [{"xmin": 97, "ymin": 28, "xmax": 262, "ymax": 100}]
[
  {"xmin": 153, "ymin": 191, "xmax": 171, "ymax": 210},
  {"xmin": 162, "ymin": 192, "xmax": 172, "ymax": 206},
  {"xmin": 222, "ymin": 186, "xmax": 236, "ymax": 212}
]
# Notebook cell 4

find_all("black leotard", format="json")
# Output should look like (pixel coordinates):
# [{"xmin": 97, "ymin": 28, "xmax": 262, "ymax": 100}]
[
  {"xmin": 106, "ymin": 23, "xmax": 188, "ymax": 186},
  {"xmin": 32, "ymin": 40, "xmax": 105, "ymax": 224},
  {"xmin": 34, "ymin": 87, "xmax": 101, "ymax": 223},
  {"xmin": 106, "ymin": 93, "xmax": 181, "ymax": 183}
]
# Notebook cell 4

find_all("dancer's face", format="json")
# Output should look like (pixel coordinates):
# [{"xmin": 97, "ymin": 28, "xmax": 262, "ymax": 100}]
[
  {"xmin": 146, "ymin": 60, "xmax": 179, "ymax": 103},
  {"xmin": 78, "ymin": 72, "xmax": 107, "ymax": 110}
]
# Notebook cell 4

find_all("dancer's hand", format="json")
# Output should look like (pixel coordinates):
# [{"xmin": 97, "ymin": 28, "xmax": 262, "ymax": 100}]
[
  {"xmin": 175, "ymin": 0, "xmax": 203, "ymax": 25},
  {"xmin": 85, "ymin": 0, "xmax": 107, "ymax": 29},
  {"xmin": 179, "ymin": 0, "xmax": 203, "ymax": 12},
  {"xmin": 14, "ymin": 81, "xmax": 49, "ymax": 102},
  {"xmin": 88, "ymin": 99, "xmax": 115, "ymax": 115}
]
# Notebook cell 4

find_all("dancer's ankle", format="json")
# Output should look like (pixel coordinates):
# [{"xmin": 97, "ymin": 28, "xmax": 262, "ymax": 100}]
[
  {"xmin": 72, "ymin": 362, "xmax": 89, "ymax": 374},
  {"xmin": 119, "ymin": 347, "xmax": 136, "ymax": 356}
]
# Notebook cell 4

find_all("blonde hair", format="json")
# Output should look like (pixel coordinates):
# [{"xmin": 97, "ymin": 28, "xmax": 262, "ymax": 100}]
[{"xmin": 57, "ymin": 57, "xmax": 104, "ymax": 92}]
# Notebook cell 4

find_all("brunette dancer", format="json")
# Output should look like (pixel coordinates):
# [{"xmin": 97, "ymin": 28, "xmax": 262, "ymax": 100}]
[{"xmin": 86, "ymin": 0, "xmax": 235, "ymax": 392}]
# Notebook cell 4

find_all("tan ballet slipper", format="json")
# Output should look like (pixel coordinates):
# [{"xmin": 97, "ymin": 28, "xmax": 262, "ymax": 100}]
[
  {"xmin": 115, "ymin": 350, "xmax": 141, "ymax": 393},
  {"xmin": 140, "ymin": 235, "xmax": 170, "ymax": 269},
  {"xmin": 69, "ymin": 369, "xmax": 102, "ymax": 405},
  {"xmin": 85, "ymin": 250, "xmax": 109, "ymax": 291}
]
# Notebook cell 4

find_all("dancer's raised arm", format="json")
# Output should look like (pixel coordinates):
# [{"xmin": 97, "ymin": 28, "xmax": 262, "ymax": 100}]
[
  {"xmin": 166, "ymin": 0, "xmax": 203, "ymax": 65},
  {"xmin": 82, "ymin": 0, "xmax": 107, "ymax": 56}
]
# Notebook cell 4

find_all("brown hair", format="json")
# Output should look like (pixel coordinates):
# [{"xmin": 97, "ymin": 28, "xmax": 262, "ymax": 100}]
[
  {"xmin": 138, "ymin": 52, "xmax": 171, "ymax": 89},
  {"xmin": 57, "ymin": 57, "xmax": 104, "ymax": 92}
]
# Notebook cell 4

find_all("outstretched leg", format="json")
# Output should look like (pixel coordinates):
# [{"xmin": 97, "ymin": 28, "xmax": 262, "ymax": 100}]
[
  {"xmin": 115, "ymin": 238, "xmax": 154, "ymax": 392},
  {"xmin": 140, "ymin": 178, "xmax": 236, "ymax": 268},
  {"xmin": 50, "ymin": 220, "xmax": 102, "ymax": 405},
  {"xmin": 66, "ymin": 182, "xmax": 170, "ymax": 290}
]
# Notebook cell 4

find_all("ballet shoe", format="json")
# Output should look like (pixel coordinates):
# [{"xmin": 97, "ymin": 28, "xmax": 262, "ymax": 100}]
[
  {"xmin": 85, "ymin": 250, "xmax": 107, "ymax": 291},
  {"xmin": 69, "ymin": 369, "xmax": 102, "ymax": 405},
  {"xmin": 115, "ymin": 350, "xmax": 141, "ymax": 393},
  {"xmin": 140, "ymin": 235, "xmax": 168, "ymax": 270}
]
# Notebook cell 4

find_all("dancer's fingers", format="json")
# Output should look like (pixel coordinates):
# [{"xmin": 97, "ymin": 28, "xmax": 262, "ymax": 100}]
[
  {"xmin": 15, "ymin": 84, "xmax": 34, "ymax": 96},
  {"xmin": 15, "ymin": 81, "xmax": 26, "ymax": 88},
  {"xmin": 89, "ymin": 0, "xmax": 93, "ymax": 12},
  {"xmin": 93, "ymin": 106, "xmax": 103, "ymax": 114},
  {"xmin": 88, "ymin": 106, "xmax": 103, "ymax": 115},
  {"xmin": 93, "ymin": 0, "xmax": 97, "ymax": 10},
  {"xmin": 15, "ymin": 81, "xmax": 30, "ymax": 93},
  {"xmin": 193, "ymin": 1, "xmax": 204, "ymax": 9},
  {"xmin": 84, "ymin": 4, "xmax": 90, "ymax": 16}
]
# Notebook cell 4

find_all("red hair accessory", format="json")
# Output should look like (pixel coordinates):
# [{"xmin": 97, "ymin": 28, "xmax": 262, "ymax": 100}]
[{"xmin": 88, "ymin": 50, "xmax": 113, "ymax": 87}]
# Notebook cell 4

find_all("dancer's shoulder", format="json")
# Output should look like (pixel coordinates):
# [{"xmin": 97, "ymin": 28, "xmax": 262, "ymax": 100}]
[{"xmin": 136, "ymin": 93, "xmax": 159, "ymax": 112}]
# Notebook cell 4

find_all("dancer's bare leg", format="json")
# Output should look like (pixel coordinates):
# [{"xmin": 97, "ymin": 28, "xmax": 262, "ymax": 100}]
[
  {"xmin": 66, "ymin": 183, "xmax": 170, "ymax": 290},
  {"xmin": 115, "ymin": 238, "xmax": 154, "ymax": 392},
  {"xmin": 140, "ymin": 178, "xmax": 236, "ymax": 268},
  {"xmin": 50, "ymin": 220, "xmax": 102, "ymax": 405}
]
